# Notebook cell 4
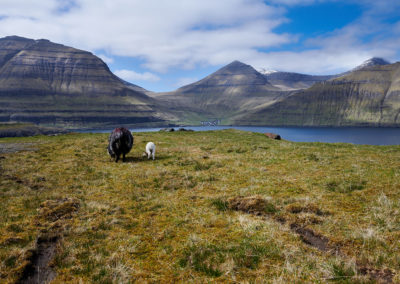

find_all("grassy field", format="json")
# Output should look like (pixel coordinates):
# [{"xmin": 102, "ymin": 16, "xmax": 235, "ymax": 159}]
[{"xmin": 0, "ymin": 129, "xmax": 399, "ymax": 283}]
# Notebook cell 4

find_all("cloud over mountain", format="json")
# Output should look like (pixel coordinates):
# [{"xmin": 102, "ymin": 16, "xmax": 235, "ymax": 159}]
[{"xmin": 0, "ymin": 0, "xmax": 399, "ymax": 77}]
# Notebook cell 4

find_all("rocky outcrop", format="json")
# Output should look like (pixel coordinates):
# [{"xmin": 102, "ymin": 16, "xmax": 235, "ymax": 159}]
[
  {"xmin": 264, "ymin": 133, "xmax": 281, "ymax": 140},
  {"xmin": 0, "ymin": 36, "xmax": 169, "ymax": 128}
]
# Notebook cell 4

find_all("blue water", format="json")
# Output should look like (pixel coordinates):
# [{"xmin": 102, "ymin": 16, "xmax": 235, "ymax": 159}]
[{"xmin": 79, "ymin": 126, "xmax": 400, "ymax": 146}]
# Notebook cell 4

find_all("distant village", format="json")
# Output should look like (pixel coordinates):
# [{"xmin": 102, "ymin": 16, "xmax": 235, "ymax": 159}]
[{"xmin": 200, "ymin": 118, "xmax": 221, "ymax": 126}]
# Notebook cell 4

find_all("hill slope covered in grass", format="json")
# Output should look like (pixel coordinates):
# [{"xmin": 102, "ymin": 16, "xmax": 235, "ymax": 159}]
[{"xmin": 0, "ymin": 130, "xmax": 399, "ymax": 282}]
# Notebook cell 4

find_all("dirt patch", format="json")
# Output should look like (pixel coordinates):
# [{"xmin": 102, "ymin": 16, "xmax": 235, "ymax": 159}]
[
  {"xmin": 290, "ymin": 223, "xmax": 332, "ymax": 252},
  {"xmin": 18, "ymin": 236, "xmax": 58, "ymax": 284},
  {"xmin": 17, "ymin": 198, "xmax": 80, "ymax": 284},
  {"xmin": 358, "ymin": 266, "xmax": 395, "ymax": 284},
  {"xmin": 228, "ymin": 196, "xmax": 277, "ymax": 216}
]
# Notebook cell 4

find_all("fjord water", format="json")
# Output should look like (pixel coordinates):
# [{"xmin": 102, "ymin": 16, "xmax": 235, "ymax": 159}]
[{"xmin": 81, "ymin": 126, "xmax": 400, "ymax": 145}]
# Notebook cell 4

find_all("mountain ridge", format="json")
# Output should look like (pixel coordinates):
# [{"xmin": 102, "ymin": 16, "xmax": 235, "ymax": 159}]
[
  {"xmin": 0, "ymin": 35, "xmax": 398, "ymax": 128},
  {"xmin": 148, "ymin": 60, "xmax": 290, "ymax": 124},
  {"xmin": 236, "ymin": 61, "xmax": 400, "ymax": 127},
  {"xmin": 151, "ymin": 57, "xmax": 399, "ymax": 127},
  {"xmin": 0, "ymin": 36, "xmax": 171, "ymax": 128}
]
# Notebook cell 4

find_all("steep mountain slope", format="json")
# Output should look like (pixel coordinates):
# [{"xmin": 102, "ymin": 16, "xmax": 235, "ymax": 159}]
[
  {"xmin": 0, "ymin": 36, "xmax": 170, "ymax": 128},
  {"xmin": 150, "ymin": 61, "xmax": 290, "ymax": 124},
  {"xmin": 236, "ymin": 62, "xmax": 400, "ymax": 127}
]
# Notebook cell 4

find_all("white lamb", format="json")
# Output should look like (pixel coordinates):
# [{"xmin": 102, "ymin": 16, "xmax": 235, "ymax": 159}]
[{"xmin": 144, "ymin": 142, "xmax": 156, "ymax": 160}]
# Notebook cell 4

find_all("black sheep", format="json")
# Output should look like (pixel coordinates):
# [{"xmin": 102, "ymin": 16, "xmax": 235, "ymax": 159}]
[{"xmin": 107, "ymin": 127, "xmax": 133, "ymax": 162}]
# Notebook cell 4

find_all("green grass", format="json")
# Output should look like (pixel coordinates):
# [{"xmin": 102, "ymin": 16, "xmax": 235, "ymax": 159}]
[
  {"xmin": 0, "ymin": 129, "xmax": 399, "ymax": 282},
  {"xmin": 0, "ymin": 123, "xmax": 35, "ymax": 130}
]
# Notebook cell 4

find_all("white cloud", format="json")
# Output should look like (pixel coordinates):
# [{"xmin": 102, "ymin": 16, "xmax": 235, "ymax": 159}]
[
  {"xmin": 0, "ymin": 0, "xmax": 289, "ymax": 72},
  {"xmin": 0, "ymin": 0, "xmax": 399, "ymax": 75},
  {"xmin": 114, "ymin": 69, "xmax": 160, "ymax": 82},
  {"xmin": 96, "ymin": 53, "xmax": 114, "ymax": 64}
]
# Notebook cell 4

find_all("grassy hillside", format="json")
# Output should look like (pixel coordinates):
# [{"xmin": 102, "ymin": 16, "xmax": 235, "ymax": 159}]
[{"xmin": 0, "ymin": 130, "xmax": 399, "ymax": 282}]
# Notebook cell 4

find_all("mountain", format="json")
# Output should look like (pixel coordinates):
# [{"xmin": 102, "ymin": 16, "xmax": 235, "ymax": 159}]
[
  {"xmin": 257, "ymin": 57, "xmax": 391, "ymax": 91},
  {"xmin": 262, "ymin": 71, "xmax": 337, "ymax": 90},
  {"xmin": 149, "ymin": 61, "xmax": 290, "ymax": 124},
  {"xmin": 352, "ymin": 57, "xmax": 390, "ymax": 71},
  {"xmin": 0, "ymin": 36, "xmax": 170, "ymax": 128},
  {"xmin": 235, "ymin": 61, "xmax": 400, "ymax": 127}
]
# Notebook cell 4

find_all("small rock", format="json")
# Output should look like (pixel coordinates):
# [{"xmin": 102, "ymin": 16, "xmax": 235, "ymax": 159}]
[{"xmin": 264, "ymin": 133, "xmax": 281, "ymax": 140}]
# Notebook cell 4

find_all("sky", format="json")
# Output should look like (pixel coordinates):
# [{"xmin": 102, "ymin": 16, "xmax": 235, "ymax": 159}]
[{"xmin": 0, "ymin": 0, "xmax": 400, "ymax": 92}]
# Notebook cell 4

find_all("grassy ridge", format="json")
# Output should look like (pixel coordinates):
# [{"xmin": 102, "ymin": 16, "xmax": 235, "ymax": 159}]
[{"xmin": 0, "ymin": 130, "xmax": 399, "ymax": 282}]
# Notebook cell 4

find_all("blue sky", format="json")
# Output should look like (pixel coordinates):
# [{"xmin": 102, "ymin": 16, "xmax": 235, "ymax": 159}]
[{"xmin": 1, "ymin": 0, "xmax": 400, "ymax": 92}]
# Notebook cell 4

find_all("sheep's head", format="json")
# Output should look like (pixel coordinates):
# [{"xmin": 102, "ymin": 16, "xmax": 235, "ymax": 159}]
[
  {"xmin": 107, "ymin": 146, "xmax": 115, "ymax": 158},
  {"xmin": 142, "ymin": 152, "xmax": 147, "ymax": 158}
]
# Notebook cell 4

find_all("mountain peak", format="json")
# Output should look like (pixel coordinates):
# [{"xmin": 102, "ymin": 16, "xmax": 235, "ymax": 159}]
[
  {"xmin": 227, "ymin": 60, "xmax": 246, "ymax": 65},
  {"xmin": 353, "ymin": 57, "xmax": 390, "ymax": 71},
  {"xmin": 1, "ymin": 35, "xmax": 33, "ymax": 42},
  {"xmin": 214, "ymin": 60, "xmax": 258, "ymax": 76}
]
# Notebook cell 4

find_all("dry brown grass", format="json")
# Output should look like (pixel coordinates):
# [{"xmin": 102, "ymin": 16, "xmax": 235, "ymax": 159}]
[{"xmin": 0, "ymin": 129, "xmax": 399, "ymax": 282}]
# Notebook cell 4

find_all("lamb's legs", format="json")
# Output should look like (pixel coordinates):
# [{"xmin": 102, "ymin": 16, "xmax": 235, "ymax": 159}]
[{"xmin": 123, "ymin": 153, "xmax": 126, "ymax": 162}]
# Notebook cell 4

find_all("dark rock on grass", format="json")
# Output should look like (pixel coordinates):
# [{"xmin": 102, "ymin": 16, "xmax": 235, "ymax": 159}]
[
  {"xmin": 264, "ymin": 133, "xmax": 281, "ymax": 140},
  {"xmin": 160, "ymin": 127, "xmax": 175, "ymax": 132},
  {"xmin": 159, "ymin": 127, "xmax": 194, "ymax": 132}
]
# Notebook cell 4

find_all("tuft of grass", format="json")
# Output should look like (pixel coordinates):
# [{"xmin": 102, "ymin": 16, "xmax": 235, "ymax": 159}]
[
  {"xmin": 7, "ymin": 224, "xmax": 24, "ymax": 233},
  {"xmin": 211, "ymin": 198, "xmax": 229, "ymax": 211},
  {"xmin": 330, "ymin": 261, "xmax": 356, "ymax": 282},
  {"xmin": 307, "ymin": 153, "xmax": 319, "ymax": 161},
  {"xmin": 179, "ymin": 244, "xmax": 224, "ymax": 277},
  {"xmin": 325, "ymin": 179, "xmax": 367, "ymax": 193}
]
